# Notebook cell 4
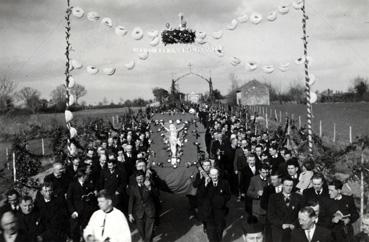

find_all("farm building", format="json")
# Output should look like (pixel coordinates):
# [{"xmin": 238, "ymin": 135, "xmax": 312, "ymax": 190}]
[{"xmin": 236, "ymin": 80, "xmax": 270, "ymax": 106}]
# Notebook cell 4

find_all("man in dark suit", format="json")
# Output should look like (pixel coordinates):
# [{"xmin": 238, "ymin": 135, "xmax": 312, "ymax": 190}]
[
  {"xmin": 268, "ymin": 145, "xmax": 284, "ymax": 174},
  {"xmin": 267, "ymin": 177, "xmax": 304, "ymax": 242},
  {"xmin": 233, "ymin": 139, "xmax": 249, "ymax": 200},
  {"xmin": 128, "ymin": 170, "xmax": 158, "ymax": 242},
  {"xmin": 261, "ymin": 171, "xmax": 283, "ymax": 242},
  {"xmin": 305, "ymin": 198, "xmax": 332, "ymax": 229},
  {"xmin": 34, "ymin": 181, "xmax": 69, "ymax": 242},
  {"xmin": 243, "ymin": 153, "xmax": 260, "ymax": 222},
  {"xmin": 44, "ymin": 162, "xmax": 69, "ymax": 199},
  {"xmin": 98, "ymin": 159, "xmax": 128, "ymax": 214},
  {"xmin": 0, "ymin": 189, "xmax": 20, "ymax": 216},
  {"xmin": 291, "ymin": 206, "xmax": 333, "ymax": 242},
  {"xmin": 65, "ymin": 156, "xmax": 80, "ymax": 183},
  {"xmin": 67, "ymin": 169, "xmax": 97, "ymax": 242},
  {"xmin": 303, "ymin": 173, "xmax": 329, "ymax": 203},
  {"xmin": 286, "ymin": 159, "xmax": 300, "ymax": 192},
  {"xmin": 0, "ymin": 211, "xmax": 28, "ymax": 242},
  {"xmin": 327, "ymin": 179, "xmax": 359, "ymax": 242},
  {"xmin": 247, "ymin": 163, "xmax": 269, "ymax": 224},
  {"xmin": 17, "ymin": 196, "xmax": 41, "ymax": 242},
  {"xmin": 197, "ymin": 168, "xmax": 231, "ymax": 242}
]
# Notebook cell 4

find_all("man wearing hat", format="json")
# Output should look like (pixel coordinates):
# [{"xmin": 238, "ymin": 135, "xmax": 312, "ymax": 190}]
[{"xmin": 242, "ymin": 223, "xmax": 264, "ymax": 242}]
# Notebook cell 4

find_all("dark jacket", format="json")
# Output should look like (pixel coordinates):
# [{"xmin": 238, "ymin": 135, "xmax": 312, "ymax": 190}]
[
  {"xmin": 197, "ymin": 179, "xmax": 231, "ymax": 223},
  {"xmin": 267, "ymin": 192, "xmax": 304, "ymax": 228},
  {"xmin": 128, "ymin": 183, "xmax": 158, "ymax": 219},
  {"xmin": 290, "ymin": 226, "xmax": 333, "ymax": 242}
]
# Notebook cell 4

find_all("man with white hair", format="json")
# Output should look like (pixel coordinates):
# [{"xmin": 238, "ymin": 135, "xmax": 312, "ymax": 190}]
[{"xmin": 197, "ymin": 168, "xmax": 231, "ymax": 242}]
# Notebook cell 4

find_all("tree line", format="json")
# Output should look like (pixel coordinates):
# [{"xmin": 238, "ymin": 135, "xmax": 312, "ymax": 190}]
[
  {"xmin": 0, "ymin": 77, "xmax": 151, "ymax": 115},
  {"xmin": 227, "ymin": 74, "xmax": 369, "ymax": 104}
]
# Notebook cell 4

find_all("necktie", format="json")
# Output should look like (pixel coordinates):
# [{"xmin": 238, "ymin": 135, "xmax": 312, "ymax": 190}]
[
  {"xmin": 284, "ymin": 196, "xmax": 290, "ymax": 207},
  {"xmin": 214, "ymin": 182, "xmax": 217, "ymax": 187},
  {"xmin": 307, "ymin": 230, "xmax": 311, "ymax": 242}
]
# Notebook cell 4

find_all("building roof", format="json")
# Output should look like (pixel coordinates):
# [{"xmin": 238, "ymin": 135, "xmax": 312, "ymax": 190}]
[{"xmin": 238, "ymin": 79, "xmax": 268, "ymax": 92}]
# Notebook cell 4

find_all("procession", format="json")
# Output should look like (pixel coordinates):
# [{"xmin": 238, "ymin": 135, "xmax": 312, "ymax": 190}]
[{"xmin": 1, "ymin": 0, "xmax": 369, "ymax": 241}]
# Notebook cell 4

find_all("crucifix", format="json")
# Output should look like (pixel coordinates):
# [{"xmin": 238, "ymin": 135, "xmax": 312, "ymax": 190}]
[{"xmin": 188, "ymin": 63, "xmax": 192, "ymax": 73}]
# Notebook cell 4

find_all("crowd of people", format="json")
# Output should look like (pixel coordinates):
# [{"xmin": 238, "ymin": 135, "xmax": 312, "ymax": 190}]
[{"xmin": 0, "ymin": 105, "xmax": 368, "ymax": 242}]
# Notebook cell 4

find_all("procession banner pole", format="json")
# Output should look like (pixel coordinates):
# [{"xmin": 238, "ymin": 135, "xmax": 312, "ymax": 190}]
[
  {"xmin": 298, "ymin": 115, "xmax": 301, "ymax": 129},
  {"xmin": 349, "ymin": 126, "xmax": 352, "ymax": 143},
  {"xmin": 319, "ymin": 120, "xmax": 322, "ymax": 137},
  {"xmin": 333, "ymin": 123, "xmax": 336, "ymax": 142},
  {"xmin": 301, "ymin": 0, "xmax": 313, "ymax": 154}
]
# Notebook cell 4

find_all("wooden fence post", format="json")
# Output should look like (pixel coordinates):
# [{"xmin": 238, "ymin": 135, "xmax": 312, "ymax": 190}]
[
  {"xmin": 6, "ymin": 148, "xmax": 9, "ymax": 170},
  {"xmin": 360, "ymin": 152, "xmax": 364, "ymax": 230},
  {"xmin": 41, "ymin": 138, "xmax": 45, "ymax": 155},
  {"xmin": 279, "ymin": 111, "xmax": 282, "ymax": 123},
  {"xmin": 12, "ymin": 152, "xmax": 16, "ymax": 182}
]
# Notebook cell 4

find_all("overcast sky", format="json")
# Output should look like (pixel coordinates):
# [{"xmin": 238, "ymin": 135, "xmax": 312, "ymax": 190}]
[{"xmin": 0, "ymin": 0, "xmax": 368, "ymax": 104}]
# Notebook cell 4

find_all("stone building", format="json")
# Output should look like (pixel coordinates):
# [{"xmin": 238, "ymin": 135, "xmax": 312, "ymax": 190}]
[{"xmin": 237, "ymin": 80, "xmax": 270, "ymax": 105}]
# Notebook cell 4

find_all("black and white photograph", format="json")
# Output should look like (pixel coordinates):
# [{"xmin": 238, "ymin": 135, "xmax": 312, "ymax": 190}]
[{"xmin": 0, "ymin": 0, "xmax": 368, "ymax": 241}]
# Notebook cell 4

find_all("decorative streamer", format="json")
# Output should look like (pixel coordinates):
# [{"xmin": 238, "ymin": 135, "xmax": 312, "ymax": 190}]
[
  {"xmin": 65, "ymin": 0, "xmax": 76, "ymax": 156},
  {"xmin": 301, "ymin": 0, "xmax": 313, "ymax": 155}
]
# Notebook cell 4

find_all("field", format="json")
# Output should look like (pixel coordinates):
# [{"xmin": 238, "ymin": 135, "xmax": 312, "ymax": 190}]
[
  {"xmin": 1, "ymin": 102, "xmax": 368, "ymax": 167},
  {"xmin": 0, "ymin": 107, "xmax": 142, "ymax": 167},
  {"xmin": 267, "ymin": 102, "xmax": 369, "ymax": 145}
]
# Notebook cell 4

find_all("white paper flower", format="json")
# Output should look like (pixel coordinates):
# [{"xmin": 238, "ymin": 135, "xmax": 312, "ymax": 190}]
[
  {"xmin": 87, "ymin": 11, "xmax": 100, "ymax": 22},
  {"xmin": 125, "ymin": 61, "xmax": 135, "ymax": 70},
  {"xmin": 212, "ymin": 30, "xmax": 223, "ymax": 39},
  {"xmin": 225, "ymin": 19, "xmax": 238, "ymax": 30},
  {"xmin": 132, "ymin": 27, "xmax": 144, "ymax": 40},
  {"xmin": 102, "ymin": 67, "xmax": 116, "ymax": 75},
  {"xmin": 263, "ymin": 65, "xmax": 275, "ymax": 73},
  {"xmin": 250, "ymin": 13, "xmax": 263, "ymax": 24},
  {"xmin": 65, "ymin": 110, "xmax": 73, "ymax": 123},
  {"xmin": 150, "ymin": 37, "xmax": 160, "ymax": 46},
  {"xmin": 267, "ymin": 11, "xmax": 278, "ymax": 22},
  {"xmin": 138, "ymin": 51, "xmax": 149, "ymax": 60},
  {"xmin": 115, "ymin": 26, "xmax": 128, "ymax": 36},
  {"xmin": 86, "ymin": 66, "xmax": 99, "ymax": 74},
  {"xmin": 101, "ymin": 17, "xmax": 113, "ymax": 28},
  {"xmin": 72, "ymin": 7, "xmax": 84, "ymax": 18},
  {"xmin": 237, "ymin": 14, "xmax": 248, "ymax": 23},
  {"xmin": 278, "ymin": 5, "xmax": 290, "ymax": 15}
]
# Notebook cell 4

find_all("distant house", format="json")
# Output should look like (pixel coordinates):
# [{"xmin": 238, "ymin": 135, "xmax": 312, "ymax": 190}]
[
  {"xmin": 237, "ymin": 80, "xmax": 270, "ymax": 106},
  {"xmin": 185, "ymin": 92, "xmax": 202, "ymax": 103}
]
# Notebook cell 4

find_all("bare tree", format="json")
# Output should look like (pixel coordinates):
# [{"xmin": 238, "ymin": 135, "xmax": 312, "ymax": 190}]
[
  {"xmin": 16, "ymin": 87, "xmax": 41, "ymax": 113},
  {"xmin": 70, "ymin": 83, "xmax": 87, "ymax": 104},
  {"xmin": 0, "ymin": 77, "xmax": 17, "ymax": 111},
  {"xmin": 50, "ymin": 85, "xmax": 66, "ymax": 107},
  {"xmin": 229, "ymin": 73, "xmax": 239, "ymax": 91}
]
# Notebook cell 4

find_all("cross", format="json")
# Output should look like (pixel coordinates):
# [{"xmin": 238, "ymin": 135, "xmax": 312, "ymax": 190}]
[{"xmin": 188, "ymin": 63, "xmax": 192, "ymax": 73}]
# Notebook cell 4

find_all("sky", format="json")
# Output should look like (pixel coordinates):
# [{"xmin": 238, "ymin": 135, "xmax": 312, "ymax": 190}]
[{"xmin": 0, "ymin": 0, "xmax": 368, "ymax": 104}]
